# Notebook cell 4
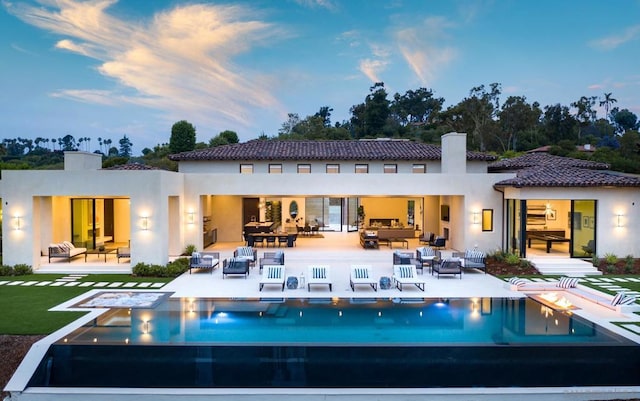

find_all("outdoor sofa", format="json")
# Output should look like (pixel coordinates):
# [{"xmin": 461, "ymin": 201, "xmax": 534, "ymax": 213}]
[{"xmin": 48, "ymin": 241, "xmax": 87, "ymax": 263}]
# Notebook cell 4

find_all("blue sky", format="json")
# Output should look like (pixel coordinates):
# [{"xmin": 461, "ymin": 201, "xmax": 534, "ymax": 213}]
[{"xmin": 1, "ymin": 0, "xmax": 639, "ymax": 154}]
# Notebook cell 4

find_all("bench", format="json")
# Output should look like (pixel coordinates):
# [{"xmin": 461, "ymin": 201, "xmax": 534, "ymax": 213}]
[{"xmin": 505, "ymin": 279, "xmax": 640, "ymax": 313}]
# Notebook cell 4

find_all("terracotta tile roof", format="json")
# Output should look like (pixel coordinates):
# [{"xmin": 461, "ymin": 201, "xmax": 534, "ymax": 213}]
[
  {"xmin": 103, "ymin": 162, "xmax": 160, "ymax": 170},
  {"xmin": 168, "ymin": 140, "xmax": 497, "ymax": 162},
  {"xmin": 488, "ymin": 152, "xmax": 609, "ymax": 172},
  {"xmin": 495, "ymin": 166, "xmax": 640, "ymax": 188}
]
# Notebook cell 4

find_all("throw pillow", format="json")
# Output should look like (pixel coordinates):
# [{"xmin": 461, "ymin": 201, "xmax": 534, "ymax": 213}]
[
  {"xmin": 557, "ymin": 277, "xmax": 579, "ymax": 289},
  {"xmin": 611, "ymin": 291, "xmax": 626, "ymax": 306}
]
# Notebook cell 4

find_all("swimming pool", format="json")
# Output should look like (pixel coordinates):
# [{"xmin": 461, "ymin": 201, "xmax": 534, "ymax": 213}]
[{"xmin": 28, "ymin": 296, "xmax": 640, "ymax": 388}]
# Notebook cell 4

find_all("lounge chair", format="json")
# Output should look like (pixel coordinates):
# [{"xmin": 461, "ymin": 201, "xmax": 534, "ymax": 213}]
[
  {"xmin": 189, "ymin": 251, "xmax": 220, "ymax": 274},
  {"xmin": 431, "ymin": 258, "xmax": 462, "ymax": 279},
  {"xmin": 350, "ymin": 265, "xmax": 377, "ymax": 292},
  {"xmin": 259, "ymin": 265, "xmax": 286, "ymax": 291},
  {"xmin": 222, "ymin": 258, "xmax": 250, "ymax": 279},
  {"xmin": 392, "ymin": 264, "xmax": 425, "ymax": 291},
  {"xmin": 307, "ymin": 265, "xmax": 332, "ymax": 291}
]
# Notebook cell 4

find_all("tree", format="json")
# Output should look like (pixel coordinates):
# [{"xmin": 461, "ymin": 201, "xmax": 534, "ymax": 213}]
[
  {"xmin": 119, "ymin": 134, "xmax": 133, "ymax": 157},
  {"xmin": 219, "ymin": 130, "xmax": 239, "ymax": 144},
  {"xmin": 59, "ymin": 134, "xmax": 77, "ymax": 151},
  {"xmin": 497, "ymin": 96, "xmax": 541, "ymax": 151},
  {"xmin": 541, "ymin": 104, "xmax": 578, "ymax": 143},
  {"xmin": 363, "ymin": 82, "xmax": 391, "ymax": 136},
  {"xmin": 599, "ymin": 92, "xmax": 617, "ymax": 120},
  {"xmin": 611, "ymin": 108, "xmax": 638, "ymax": 134},
  {"xmin": 448, "ymin": 83, "xmax": 501, "ymax": 151},
  {"xmin": 570, "ymin": 96, "xmax": 597, "ymax": 139},
  {"xmin": 169, "ymin": 120, "xmax": 196, "ymax": 153},
  {"xmin": 390, "ymin": 87, "xmax": 444, "ymax": 126},
  {"xmin": 314, "ymin": 106, "xmax": 333, "ymax": 127},
  {"xmin": 279, "ymin": 113, "xmax": 301, "ymax": 136}
]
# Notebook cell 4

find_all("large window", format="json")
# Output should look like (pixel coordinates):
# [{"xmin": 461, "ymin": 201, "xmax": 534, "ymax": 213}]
[
  {"xmin": 355, "ymin": 164, "xmax": 369, "ymax": 174},
  {"xmin": 240, "ymin": 164, "xmax": 253, "ymax": 174}
]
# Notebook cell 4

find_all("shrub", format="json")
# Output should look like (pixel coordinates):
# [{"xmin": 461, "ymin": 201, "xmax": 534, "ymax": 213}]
[
  {"xmin": 591, "ymin": 254, "xmax": 599, "ymax": 267},
  {"xmin": 13, "ymin": 264, "xmax": 33, "ymax": 276},
  {"xmin": 132, "ymin": 262, "xmax": 152, "ymax": 277},
  {"xmin": 603, "ymin": 252, "xmax": 618, "ymax": 265},
  {"xmin": 624, "ymin": 255, "xmax": 634, "ymax": 274},
  {"xmin": 184, "ymin": 244, "xmax": 197, "ymax": 256},
  {"xmin": 166, "ymin": 258, "xmax": 189, "ymax": 277},
  {"xmin": 0, "ymin": 265, "xmax": 13, "ymax": 276},
  {"xmin": 505, "ymin": 253, "xmax": 521, "ymax": 265}
]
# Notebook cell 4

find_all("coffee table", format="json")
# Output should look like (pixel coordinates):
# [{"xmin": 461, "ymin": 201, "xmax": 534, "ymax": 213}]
[{"xmin": 85, "ymin": 248, "xmax": 116, "ymax": 262}]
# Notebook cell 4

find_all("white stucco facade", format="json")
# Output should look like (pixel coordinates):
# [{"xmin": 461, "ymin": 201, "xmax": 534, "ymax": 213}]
[{"xmin": 1, "ymin": 132, "xmax": 638, "ymax": 270}]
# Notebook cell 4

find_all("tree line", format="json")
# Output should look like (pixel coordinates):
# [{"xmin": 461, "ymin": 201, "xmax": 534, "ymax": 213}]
[{"xmin": 1, "ymin": 82, "xmax": 639, "ymax": 173}]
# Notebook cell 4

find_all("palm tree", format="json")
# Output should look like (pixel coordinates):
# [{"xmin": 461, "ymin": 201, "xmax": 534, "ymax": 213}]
[{"xmin": 599, "ymin": 92, "xmax": 617, "ymax": 120}]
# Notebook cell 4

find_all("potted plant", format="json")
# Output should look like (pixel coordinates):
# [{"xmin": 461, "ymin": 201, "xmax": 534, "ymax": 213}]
[{"xmin": 357, "ymin": 206, "xmax": 365, "ymax": 227}]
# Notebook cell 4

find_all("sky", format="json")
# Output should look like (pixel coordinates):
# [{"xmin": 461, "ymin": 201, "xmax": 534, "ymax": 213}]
[{"xmin": 1, "ymin": 0, "xmax": 639, "ymax": 154}]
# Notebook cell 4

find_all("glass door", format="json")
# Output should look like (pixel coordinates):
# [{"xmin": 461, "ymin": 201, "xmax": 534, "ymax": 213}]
[
  {"xmin": 71, "ymin": 199, "xmax": 95, "ymax": 249},
  {"xmin": 346, "ymin": 197, "xmax": 359, "ymax": 232},
  {"xmin": 505, "ymin": 199, "xmax": 525, "ymax": 256},
  {"xmin": 571, "ymin": 200, "xmax": 596, "ymax": 258}
]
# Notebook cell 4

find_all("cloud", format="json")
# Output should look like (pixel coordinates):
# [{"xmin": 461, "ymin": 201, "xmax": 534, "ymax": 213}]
[
  {"xmin": 394, "ymin": 16, "xmax": 458, "ymax": 85},
  {"xmin": 590, "ymin": 24, "xmax": 640, "ymax": 50},
  {"xmin": 4, "ymin": 0, "xmax": 285, "ymax": 132},
  {"xmin": 359, "ymin": 58, "xmax": 389, "ymax": 83}
]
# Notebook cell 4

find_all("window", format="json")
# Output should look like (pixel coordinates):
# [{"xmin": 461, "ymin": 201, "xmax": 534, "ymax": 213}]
[
  {"xmin": 269, "ymin": 164, "xmax": 282, "ymax": 174},
  {"xmin": 297, "ymin": 164, "xmax": 311, "ymax": 174},
  {"xmin": 482, "ymin": 209, "xmax": 493, "ymax": 232},
  {"xmin": 326, "ymin": 164, "xmax": 340, "ymax": 174},
  {"xmin": 384, "ymin": 164, "xmax": 397, "ymax": 174},
  {"xmin": 355, "ymin": 164, "xmax": 369, "ymax": 174},
  {"xmin": 412, "ymin": 164, "xmax": 426, "ymax": 174},
  {"xmin": 240, "ymin": 164, "xmax": 253, "ymax": 174}
]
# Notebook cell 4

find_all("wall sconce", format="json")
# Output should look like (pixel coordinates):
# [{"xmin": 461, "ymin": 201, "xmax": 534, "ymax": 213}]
[
  {"xmin": 142, "ymin": 320, "xmax": 150, "ymax": 334},
  {"xmin": 617, "ymin": 213, "xmax": 624, "ymax": 228},
  {"xmin": 472, "ymin": 211, "xmax": 481, "ymax": 225},
  {"xmin": 141, "ymin": 215, "xmax": 149, "ymax": 231},
  {"xmin": 13, "ymin": 215, "xmax": 22, "ymax": 230},
  {"xmin": 187, "ymin": 210, "xmax": 195, "ymax": 225}
]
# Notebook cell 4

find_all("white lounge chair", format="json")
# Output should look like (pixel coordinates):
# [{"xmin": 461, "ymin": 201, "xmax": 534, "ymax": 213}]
[
  {"xmin": 392, "ymin": 264, "xmax": 425, "ymax": 291},
  {"xmin": 259, "ymin": 265, "xmax": 286, "ymax": 291},
  {"xmin": 307, "ymin": 265, "xmax": 332, "ymax": 291},
  {"xmin": 350, "ymin": 265, "xmax": 377, "ymax": 292}
]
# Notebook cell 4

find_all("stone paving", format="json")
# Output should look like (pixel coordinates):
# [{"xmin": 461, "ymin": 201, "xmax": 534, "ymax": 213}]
[{"xmin": 0, "ymin": 274, "xmax": 166, "ymax": 289}]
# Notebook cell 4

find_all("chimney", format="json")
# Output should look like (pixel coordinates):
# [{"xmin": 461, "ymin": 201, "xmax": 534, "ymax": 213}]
[
  {"xmin": 64, "ymin": 151, "xmax": 102, "ymax": 171},
  {"xmin": 441, "ymin": 132, "xmax": 467, "ymax": 174}
]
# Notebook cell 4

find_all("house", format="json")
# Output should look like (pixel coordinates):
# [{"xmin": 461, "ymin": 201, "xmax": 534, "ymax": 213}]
[{"xmin": 0, "ymin": 132, "xmax": 638, "ymax": 271}]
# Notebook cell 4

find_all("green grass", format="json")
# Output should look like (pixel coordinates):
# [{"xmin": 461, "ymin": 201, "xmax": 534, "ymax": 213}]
[{"xmin": 0, "ymin": 274, "xmax": 173, "ymax": 335}]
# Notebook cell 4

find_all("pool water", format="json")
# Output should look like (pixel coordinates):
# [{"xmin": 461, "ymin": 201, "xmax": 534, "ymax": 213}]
[{"xmin": 28, "ymin": 297, "xmax": 640, "ymax": 388}]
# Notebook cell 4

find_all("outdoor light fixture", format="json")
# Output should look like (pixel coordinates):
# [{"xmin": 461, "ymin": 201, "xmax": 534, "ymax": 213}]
[
  {"xmin": 617, "ymin": 213, "xmax": 624, "ymax": 228},
  {"xmin": 141, "ymin": 215, "xmax": 149, "ymax": 231},
  {"xmin": 142, "ymin": 321, "xmax": 150, "ymax": 334},
  {"xmin": 13, "ymin": 215, "xmax": 22, "ymax": 230},
  {"xmin": 187, "ymin": 210, "xmax": 195, "ymax": 224},
  {"xmin": 472, "ymin": 211, "xmax": 481, "ymax": 225}
]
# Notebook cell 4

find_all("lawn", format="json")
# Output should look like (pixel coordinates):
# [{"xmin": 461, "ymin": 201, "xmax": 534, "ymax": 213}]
[{"xmin": 0, "ymin": 274, "xmax": 173, "ymax": 335}]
